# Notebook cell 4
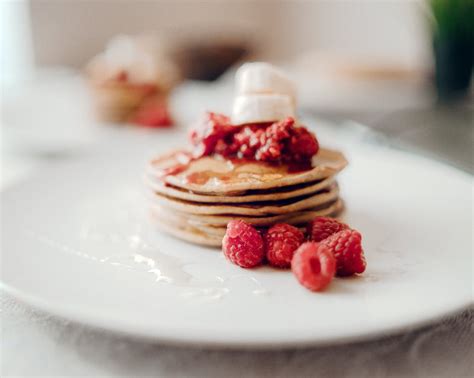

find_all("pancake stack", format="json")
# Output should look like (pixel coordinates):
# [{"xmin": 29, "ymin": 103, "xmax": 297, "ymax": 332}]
[{"xmin": 145, "ymin": 147, "xmax": 347, "ymax": 246}]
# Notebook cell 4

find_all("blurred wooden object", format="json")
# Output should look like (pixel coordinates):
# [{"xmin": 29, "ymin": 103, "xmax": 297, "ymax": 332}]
[
  {"xmin": 174, "ymin": 43, "xmax": 249, "ymax": 81},
  {"xmin": 85, "ymin": 35, "xmax": 179, "ymax": 126}
]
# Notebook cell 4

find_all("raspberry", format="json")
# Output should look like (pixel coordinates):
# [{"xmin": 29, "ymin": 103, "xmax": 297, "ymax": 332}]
[
  {"xmin": 264, "ymin": 223, "xmax": 304, "ymax": 268},
  {"xmin": 291, "ymin": 242, "xmax": 336, "ymax": 291},
  {"xmin": 231, "ymin": 124, "xmax": 268, "ymax": 159},
  {"xmin": 257, "ymin": 118, "xmax": 319, "ymax": 164},
  {"xmin": 188, "ymin": 114, "xmax": 319, "ymax": 166},
  {"xmin": 222, "ymin": 220, "xmax": 264, "ymax": 268},
  {"xmin": 131, "ymin": 96, "xmax": 173, "ymax": 127},
  {"xmin": 322, "ymin": 229, "xmax": 366, "ymax": 276},
  {"xmin": 189, "ymin": 112, "xmax": 235, "ymax": 157},
  {"xmin": 307, "ymin": 217, "xmax": 349, "ymax": 242},
  {"xmin": 287, "ymin": 127, "xmax": 319, "ymax": 163},
  {"xmin": 256, "ymin": 118, "xmax": 293, "ymax": 162}
]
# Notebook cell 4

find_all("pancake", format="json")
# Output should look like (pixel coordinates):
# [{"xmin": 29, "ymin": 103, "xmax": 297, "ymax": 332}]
[
  {"xmin": 147, "ymin": 147, "xmax": 347, "ymax": 195},
  {"xmin": 144, "ymin": 174, "xmax": 336, "ymax": 203},
  {"xmin": 152, "ymin": 212, "xmax": 223, "ymax": 247},
  {"xmin": 148, "ymin": 184, "xmax": 339, "ymax": 216},
  {"xmin": 147, "ymin": 144, "xmax": 347, "ymax": 246},
  {"xmin": 151, "ymin": 198, "xmax": 344, "ymax": 227},
  {"xmin": 150, "ymin": 199, "xmax": 344, "ymax": 247}
]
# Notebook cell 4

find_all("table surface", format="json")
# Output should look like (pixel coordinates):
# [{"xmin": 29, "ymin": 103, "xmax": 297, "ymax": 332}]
[{"xmin": 1, "ymin": 74, "xmax": 473, "ymax": 377}]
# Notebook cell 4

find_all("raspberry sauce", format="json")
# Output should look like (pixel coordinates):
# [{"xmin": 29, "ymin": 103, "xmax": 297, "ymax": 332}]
[
  {"xmin": 189, "ymin": 113, "xmax": 319, "ymax": 166},
  {"xmin": 154, "ymin": 113, "xmax": 320, "ymax": 181}
]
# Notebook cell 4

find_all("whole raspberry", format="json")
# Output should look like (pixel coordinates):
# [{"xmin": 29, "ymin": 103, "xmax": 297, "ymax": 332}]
[
  {"xmin": 291, "ymin": 242, "xmax": 336, "ymax": 291},
  {"xmin": 264, "ymin": 223, "xmax": 304, "ymax": 268},
  {"xmin": 322, "ymin": 229, "xmax": 366, "ymax": 276},
  {"xmin": 222, "ymin": 220, "xmax": 264, "ymax": 268},
  {"xmin": 307, "ymin": 217, "xmax": 349, "ymax": 242}
]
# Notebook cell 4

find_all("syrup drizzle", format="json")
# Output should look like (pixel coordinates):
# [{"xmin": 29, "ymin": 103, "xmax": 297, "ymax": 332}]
[
  {"xmin": 152, "ymin": 151, "xmax": 194, "ymax": 178},
  {"xmin": 152, "ymin": 151, "xmax": 315, "ymax": 186},
  {"xmin": 28, "ymin": 230, "xmax": 270, "ymax": 302}
]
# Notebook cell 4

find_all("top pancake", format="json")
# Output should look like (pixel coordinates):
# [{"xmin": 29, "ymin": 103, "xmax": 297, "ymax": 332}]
[{"xmin": 148, "ymin": 147, "xmax": 347, "ymax": 195}]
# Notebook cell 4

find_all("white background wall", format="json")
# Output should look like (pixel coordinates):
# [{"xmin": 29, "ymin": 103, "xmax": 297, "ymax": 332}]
[{"xmin": 28, "ymin": 0, "xmax": 432, "ymax": 69}]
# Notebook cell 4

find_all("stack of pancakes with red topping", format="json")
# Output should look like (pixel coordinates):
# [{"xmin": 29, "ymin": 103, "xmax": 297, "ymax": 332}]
[
  {"xmin": 145, "ymin": 62, "xmax": 348, "ymax": 246},
  {"xmin": 145, "ymin": 148, "xmax": 347, "ymax": 246}
]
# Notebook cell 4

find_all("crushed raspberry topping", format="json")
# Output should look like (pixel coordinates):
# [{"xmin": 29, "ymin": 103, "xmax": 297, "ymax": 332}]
[
  {"xmin": 189, "ymin": 113, "xmax": 236, "ymax": 157},
  {"xmin": 292, "ymin": 242, "xmax": 336, "ymax": 292},
  {"xmin": 222, "ymin": 220, "xmax": 264, "ymax": 268},
  {"xmin": 264, "ymin": 223, "xmax": 304, "ymax": 268},
  {"xmin": 189, "ymin": 113, "xmax": 319, "ymax": 165}
]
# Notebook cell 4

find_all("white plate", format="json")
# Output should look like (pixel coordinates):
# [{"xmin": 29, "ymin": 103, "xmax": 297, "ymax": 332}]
[{"xmin": 1, "ymin": 134, "xmax": 472, "ymax": 348}]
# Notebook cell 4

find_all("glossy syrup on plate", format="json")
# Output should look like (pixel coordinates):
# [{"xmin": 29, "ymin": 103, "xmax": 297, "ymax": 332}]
[{"xmin": 29, "ymin": 224, "xmax": 270, "ymax": 303}]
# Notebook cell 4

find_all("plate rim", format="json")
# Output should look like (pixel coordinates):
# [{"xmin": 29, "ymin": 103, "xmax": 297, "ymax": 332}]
[{"xmin": 1, "ymin": 281, "xmax": 471, "ymax": 349}]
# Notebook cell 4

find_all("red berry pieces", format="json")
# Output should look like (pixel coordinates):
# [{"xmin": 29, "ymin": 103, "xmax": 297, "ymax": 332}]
[
  {"xmin": 222, "ymin": 220, "xmax": 264, "ymax": 268},
  {"xmin": 287, "ymin": 126, "xmax": 319, "ymax": 163},
  {"xmin": 322, "ymin": 230, "xmax": 366, "ymax": 276},
  {"xmin": 188, "ymin": 115, "xmax": 319, "ymax": 166},
  {"xmin": 291, "ymin": 242, "xmax": 336, "ymax": 291},
  {"xmin": 189, "ymin": 112, "xmax": 235, "ymax": 157},
  {"xmin": 131, "ymin": 96, "xmax": 173, "ymax": 127},
  {"xmin": 255, "ymin": 117, "xmax": 319, "ymax": 164},
  {"xmin": 255, "ymin": 118, "xmax": 293, "ymax": 162},
  {"xmin": 307, "ymin": 217, "xmax": 349, "ymax": 242},
  {"xmin": 264, "ymin": 223, "xmax": 304, "ymax": 268}
]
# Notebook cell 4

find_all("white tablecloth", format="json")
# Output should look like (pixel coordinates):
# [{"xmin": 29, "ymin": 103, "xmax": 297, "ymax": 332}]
[{"xmin": 1, "ymin": 292, "xmax": 472, "ymax": 377}]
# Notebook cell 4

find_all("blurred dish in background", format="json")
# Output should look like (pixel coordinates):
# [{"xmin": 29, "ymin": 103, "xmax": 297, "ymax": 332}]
[
  {"xmin": 85, "ymin": 35, "xmax": 180, "ymax": 127},
  {"xmin": 292, "ymin": 52, "xmax": 434, "ymax": 113},
  {"xmin": 173, "ymin": 42, "xmax": 249, "ymax": 81}
]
